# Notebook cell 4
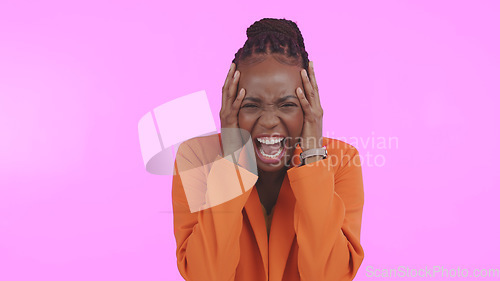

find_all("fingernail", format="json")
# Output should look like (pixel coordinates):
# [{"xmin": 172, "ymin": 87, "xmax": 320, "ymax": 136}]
[
  {"xmin": 298, "ymin": 87, "xmax": 303, "ymax": 94},
  {"xmin": 233, "ymin": 70, "xmax": 239, "ymax": 78}
]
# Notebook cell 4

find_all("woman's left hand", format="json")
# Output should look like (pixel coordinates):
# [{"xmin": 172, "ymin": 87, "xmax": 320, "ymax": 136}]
[{"xmin": 296, "ymin": 61, "xmax": 324, "ymax": 151}]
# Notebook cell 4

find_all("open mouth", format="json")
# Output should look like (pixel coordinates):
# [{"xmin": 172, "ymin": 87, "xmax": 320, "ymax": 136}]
[{"xmin": 254, "ymin": 136, "xmax": 287, "ymax": 162}]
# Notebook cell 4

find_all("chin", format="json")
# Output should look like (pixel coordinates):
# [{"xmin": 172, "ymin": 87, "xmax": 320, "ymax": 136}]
[{"xmin": 257, "ymin": 160, "xmax": 285, "ymax": 173}]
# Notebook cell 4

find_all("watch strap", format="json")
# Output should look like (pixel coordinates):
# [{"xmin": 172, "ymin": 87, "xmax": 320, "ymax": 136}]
[{"xmin": 299, "ymin": 146, "xmax": 328, "ymax": 164}]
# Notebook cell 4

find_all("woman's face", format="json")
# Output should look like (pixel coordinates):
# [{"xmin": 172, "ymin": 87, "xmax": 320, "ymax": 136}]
[{"xmin": 236, "ymin": 55, "xmax": 304, "ymax": 173}]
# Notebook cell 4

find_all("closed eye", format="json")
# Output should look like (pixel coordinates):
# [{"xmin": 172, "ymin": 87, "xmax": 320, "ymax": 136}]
[{"xmin": 241, "ymin": 103, "xmax": 297, "ymax": 108}]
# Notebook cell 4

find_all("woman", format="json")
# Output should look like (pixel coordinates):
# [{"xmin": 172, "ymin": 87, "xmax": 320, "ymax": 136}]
[{"xmin": 172, "ymin": 18, "xmax": 364, "ymax": 281}]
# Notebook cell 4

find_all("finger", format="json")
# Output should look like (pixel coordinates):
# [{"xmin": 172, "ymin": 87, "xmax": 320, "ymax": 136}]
[
  {"xmin": 225, "ymin": 88, "xmax": 245, "ymax": 129},
  {"xmin": 296, "ymin": 87, "xmax": 313, "ymax": 118},
  {"xmin": 308, "ymin": 61, "xmax": 321, "ymax": 108},
  {"xmin": 308, "ymin": 61, "xmax": 319, "ymax": 92},
  {"xmin": 232, "ymin": 88, "xmax": 246, "ymax": 112},
  {"xmin": 223, "ymin": 63, "xmax": 235, "ymax": 91},
  {"xmin": 222, "ymin": 63, "xmax": 236, "ymax": 104},
  {"xmin": 300, "ymin": 69, "xmax": 319, "ymax": 110},
  {"xmin": 302, "ymin": 67, "xmax": 321, "ymax": 110},
  {"xmin": 300, "ymin": 69, "xmax": 314, "ymax": 98},
  {"xmin": 225, "ymin": 69, "xmax": 240, "ymax": 108}
]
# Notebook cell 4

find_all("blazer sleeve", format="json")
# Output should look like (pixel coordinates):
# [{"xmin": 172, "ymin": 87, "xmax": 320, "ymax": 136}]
[
  {"xmin": 286, "ymin": 145, "xmax": 365, "ymax": 281},
  {"xmin": 172, "ymin": 140, "xmax": 257, "ymax": 281}
]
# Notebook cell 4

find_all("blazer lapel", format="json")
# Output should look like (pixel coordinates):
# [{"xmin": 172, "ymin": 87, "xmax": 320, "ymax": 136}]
[
  {"xmin": 244, "ymin": 178, "xmax": 296, "ymax": 281},
  {"xmin": 268, "ymin": 175, "xmax": 296, "ymax": 281},
  {"xmin": 244, "ymin": 187, "xmax": 269, "ymax": 278}
]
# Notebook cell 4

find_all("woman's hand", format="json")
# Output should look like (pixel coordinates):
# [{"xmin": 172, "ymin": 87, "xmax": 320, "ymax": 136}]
[
  {"xmin": 219, "ymin": 63, "xmax": 246, "ymax": 159},
  {"xmin": 296, "ymin": 61, "xmax": 324, "ymax": 152}
]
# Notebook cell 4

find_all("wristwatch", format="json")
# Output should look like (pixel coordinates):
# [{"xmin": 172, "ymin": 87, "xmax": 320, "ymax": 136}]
[{"xmin": 299, "ymin": 146, "xmax": 328, "ymax": 166}]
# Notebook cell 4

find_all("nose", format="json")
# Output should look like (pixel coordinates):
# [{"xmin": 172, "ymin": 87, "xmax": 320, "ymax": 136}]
[{"xmin": 257, "ymin": 108, "xmax": 281, "ymax": 129}]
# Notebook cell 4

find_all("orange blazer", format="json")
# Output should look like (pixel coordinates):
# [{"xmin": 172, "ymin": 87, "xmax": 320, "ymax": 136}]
[{"xmin": 172, "ymin": 133, "xmax": 364, "ymax": 281}]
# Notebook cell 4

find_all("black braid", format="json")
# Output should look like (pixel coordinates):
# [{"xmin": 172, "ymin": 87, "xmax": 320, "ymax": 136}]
[{"xmin": 232, "ymin": 18, "xmax": 310, "ymax": 72}]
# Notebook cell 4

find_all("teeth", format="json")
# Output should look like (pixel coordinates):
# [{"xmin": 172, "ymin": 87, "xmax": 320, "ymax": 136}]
[
  {"xmin": 259, "ymin": 146, "xmax": 283, "ymax": 158},
  {"xmin": 257, "ymin": 137, "xmax": 284, "ymax": 145}
]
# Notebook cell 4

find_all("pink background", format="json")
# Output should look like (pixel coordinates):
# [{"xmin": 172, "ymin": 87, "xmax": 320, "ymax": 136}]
[{"xmin": 1, "ymin": 0, "xmax": 499, "ymax": 280}]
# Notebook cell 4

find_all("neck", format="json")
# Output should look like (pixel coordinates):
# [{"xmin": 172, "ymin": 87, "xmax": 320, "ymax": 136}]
[
  {"xmin": 256, "ymin": 167, "xmax": 287, "ymax": 189},
  {"xmin": 255, "ymin": 168, "xmax": 286, "ymax": 210}
]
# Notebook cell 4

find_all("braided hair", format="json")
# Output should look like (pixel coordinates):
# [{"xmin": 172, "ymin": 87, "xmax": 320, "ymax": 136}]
[{"xmin": 232, "ymin": 18, "xmax": 310, "ymax": 73}]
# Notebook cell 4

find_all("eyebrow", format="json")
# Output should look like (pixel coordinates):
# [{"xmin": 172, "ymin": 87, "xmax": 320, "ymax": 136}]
[{"xmin": 242, "ymin": 95, "xmax": 299, "ymax": 103}]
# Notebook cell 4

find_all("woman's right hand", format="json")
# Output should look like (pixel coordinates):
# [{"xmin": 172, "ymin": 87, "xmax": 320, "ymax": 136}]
[{"xmin": 219, "ymin": 62, "xmax": 246, "ymax": 159}]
